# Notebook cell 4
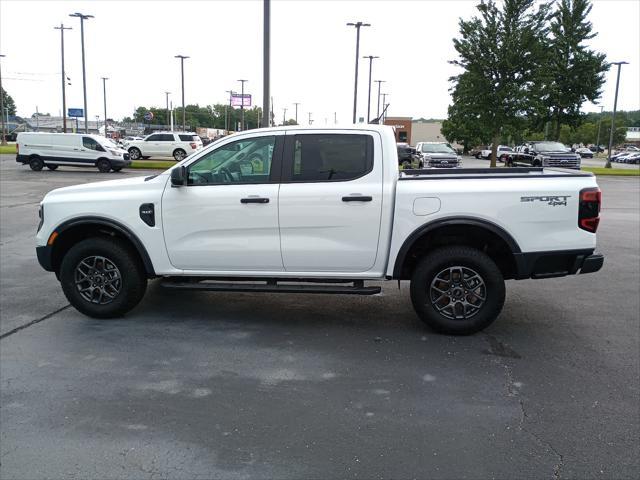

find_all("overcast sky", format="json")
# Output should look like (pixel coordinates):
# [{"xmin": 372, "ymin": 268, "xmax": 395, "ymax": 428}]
[{"xmin": 1, "ymin": 0, "xmax": 638, "ymax": 124}]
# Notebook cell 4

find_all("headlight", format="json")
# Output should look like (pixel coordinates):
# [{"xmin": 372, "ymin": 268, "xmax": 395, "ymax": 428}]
[
  {"xmin": 108, "ymin": 149, "xmax": 121, "ymax": 157},
  {"xmin": 541, "ymin": 156, "xmax": 550, "ymax": 166}
]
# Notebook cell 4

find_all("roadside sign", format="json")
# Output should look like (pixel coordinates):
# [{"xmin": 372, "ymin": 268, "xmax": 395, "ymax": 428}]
[
  {"xmin": 143, "ymin": 111, "xmax": 154, "ymax": 121},
  {"xmin": 68, "ymin": 108, "xmax": 84, "ymax": 118},
  {"xmin": 231, "ymin": 94, "xmax": 251, "ymax": 107}
]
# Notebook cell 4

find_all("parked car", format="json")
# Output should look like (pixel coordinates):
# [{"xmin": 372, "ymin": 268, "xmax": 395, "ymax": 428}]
[
  {"xmin": 415, "ymin": 141, "xmax": 462, "ymax": 168},
  {"xmin": 575, "ymin": 147, "xmax": 594, "ymax": 159},
  {"xmin": 588, "ymin": 145, "xmax": 605, "ymax": 153},
  {"xmin": 16, "ymin": 132, "xmax": 130, "ymax": 173},
  {"xmin": 200, "ymin": 136, "xmax": 213, "ymax": 146},
  {"xmin": 35, "ymin": 125, "xmax": 603, "ymax": 335},
  {"xmin": 126, "ymin": 132, "xmax": 203, "ymax": 161},
  {"xmin": 614, "ymin": 152, "xmax": 640, "ymax": 164},
  {"xmin": 470, "ymin": 146, "xmax": 487, "ymax": 159},
  {"xmin": 508, "ymin": 141, "xmax": 581, "ymax": 169},
  {"xmin": 397, "ymin": 142, "xmax": 419, "ymax": 168},
  {"xmin": 119, "ymin": 136, "xmax": 143, "ymax": 147},
  {"xmin": 481, "ymin": 145, "xmax": 513, "ymax": 161}
]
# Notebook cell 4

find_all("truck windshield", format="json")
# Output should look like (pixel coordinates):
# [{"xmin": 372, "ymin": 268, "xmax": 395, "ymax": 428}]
[
  {"xmin": 421, "ymin": 144, "xmax": 455, "ymax": 154},
  {"xmin": 534, "ymin": 142, "xmax": 570, "ymax": 152}
]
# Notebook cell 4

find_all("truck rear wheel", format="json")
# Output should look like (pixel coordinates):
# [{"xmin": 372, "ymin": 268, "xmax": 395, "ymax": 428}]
[
  {"xmin": 410, "ymin": 246, "xmax": 505, "ymax": 335},
  {"xmin": 59, "ymin": 237, "xmax": 147, "ymax": 319}
]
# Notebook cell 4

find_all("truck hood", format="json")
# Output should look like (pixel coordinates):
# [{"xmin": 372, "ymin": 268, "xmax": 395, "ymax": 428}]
[{"xmin": 43, "ymin": 173, "xmax": 169, "ymax": 202}]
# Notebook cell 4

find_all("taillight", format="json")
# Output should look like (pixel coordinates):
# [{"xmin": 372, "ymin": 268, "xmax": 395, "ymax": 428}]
[
  {"xmin": 190, "ymin": 142, "xmax": 197, "ymax": 149},
  {"xmin": 578, "ymin": 187, "xmax": 601, "ymax": 233},
  {"xmin": 16, "ymin": 143, "xmax": 19, "ymax": 154}
]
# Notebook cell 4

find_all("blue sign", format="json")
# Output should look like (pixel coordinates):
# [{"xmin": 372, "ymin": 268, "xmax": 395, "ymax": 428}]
[
  {"xmin": 68, "ymin": 108, "xmax": 84, "ymax": 118},
  {"xmin": 143, "ymin": 111, "xmax": 154, "ymax": 121}
]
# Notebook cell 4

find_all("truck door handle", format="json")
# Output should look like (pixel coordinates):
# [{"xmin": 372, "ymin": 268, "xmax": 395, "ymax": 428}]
[
  {"xmin": 342, "ymin": 195, "xmax": 372, "ymax": 202},
  {"xmin": 240, "ymin": 197, "xmax": 269, "ymax": 204}
]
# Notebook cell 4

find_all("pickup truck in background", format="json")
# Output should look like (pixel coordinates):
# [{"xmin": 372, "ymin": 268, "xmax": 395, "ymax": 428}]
[
  {"xmin": 508, "ymin": 141, "xmax": 582, "ymax": 169},
  {"xmin": 415, "ymin": 141, "xmax": 462, "ymax": 168},
  {"xmin": 35, "ymin": 125, "xmax": 603, "ymax": 335},
  {"xmin": 481, "ymin": 145, "xmax": 513, "ymax": 161}
]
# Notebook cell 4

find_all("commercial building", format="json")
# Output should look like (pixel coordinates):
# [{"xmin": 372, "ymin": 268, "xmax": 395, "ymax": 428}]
[{"xmin": 383, "ymin": 117, "xmax": 412, "ymax": 143}]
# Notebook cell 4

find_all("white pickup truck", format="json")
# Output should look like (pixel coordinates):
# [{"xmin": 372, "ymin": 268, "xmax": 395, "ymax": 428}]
[{"xmin": 36, "ymin": 125, "xmax": 603, "ymax": 334}]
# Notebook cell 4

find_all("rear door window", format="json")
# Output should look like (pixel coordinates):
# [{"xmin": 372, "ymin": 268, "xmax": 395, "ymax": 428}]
[
  {"xmin": 159, "ymin": 134, "xmax": 175, "ymax": 141},
  {"xmin": 286, "ymin": 134, "xmax": 373, "ymax": 182}
]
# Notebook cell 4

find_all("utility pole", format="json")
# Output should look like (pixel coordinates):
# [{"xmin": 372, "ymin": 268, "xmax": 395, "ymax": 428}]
[
  {"xmin": 0, "ymin": 54, "xmax": 6, "ymax": 146},
  {"xmin": 69, "ymin": 12, "xmax": 93, "ymax": 133},
  {"xmin": 175, "ymin": 55, "xmax": 189, "ymax": 131},
  {"xmin": 334, "ymin": 112, "xmax": 337, "ymax": 124},
  {"xmin": 54, "ymin": 24, "xmax": 72, "ymax": 133},
  {"xmin": 606, "ymin": 61, "xmax": 629, "ymax": 168},
  {"xmin": 381, "ymin": 93, "xmax": 388, "ymax": 122},
  {"xmin": 282, "ymin": 107, "xmax": 287, "ymax": 125},
  {"xmin": 101, "ymin": 77, "xmax": 108, "ymax": 136},
  {"xmin": 262, "ymin": 0, "xmax": 270, "ymax": 128},
  {"xmin": 595, "ymin": 105, "xmax": 604, "ymax": 155},
  {"xmin": 308, "ymin": 112, "xmax": 312, "ymax": 125},
  {"xmin": 347, "ymin": 21, "xmax": 370, "ymax": 124},
  {"xmin": 237, "ymin": 79, "xmax": 247, "ymax": 131},
  {"xmin": 225, "ymin": 90, "xmax": 233, "ymax": 133},
  {"xmin": 374, "ymin": 80, "xmax": 385, "ymax": 122},
  {"xmin": 293, "ymin": 102, "xmax": 300, "ymax": 125},
  {"xmin": 362, "ymin": 55, "xmax": 378, "ymax": 123},
  {"xmin": 165, "ymin": 91, "xmax": 171, "ymax": 130}
]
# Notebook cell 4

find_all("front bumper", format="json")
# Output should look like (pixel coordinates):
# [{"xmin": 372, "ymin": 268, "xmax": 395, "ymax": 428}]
[
  {"xmin": 36, "ymin": 245, "xmax": 54, "ymax": 272},
  {"xmin": 513, "ymin": 250, "xmax": 604, "ymax": 280}
]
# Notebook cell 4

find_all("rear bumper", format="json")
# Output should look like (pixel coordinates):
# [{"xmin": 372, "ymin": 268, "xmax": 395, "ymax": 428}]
[{"xmin": 514, "ymin": 250, "xmax": 603, "ymax": 280}]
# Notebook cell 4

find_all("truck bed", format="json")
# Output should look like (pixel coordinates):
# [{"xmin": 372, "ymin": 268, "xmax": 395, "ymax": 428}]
[{"xmin": 400, "ymin": 167, "xmax": 593, "ymax": 180}]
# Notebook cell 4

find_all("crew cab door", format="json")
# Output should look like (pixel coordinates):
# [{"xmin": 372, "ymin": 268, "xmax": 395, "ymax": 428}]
[
  {"xmin": 278, "ymin": 131, "xmax": 383, "ymax": 273},
  {"xmin": 162, "ymin": 133, "xmax": 284, "ymax": 271}
]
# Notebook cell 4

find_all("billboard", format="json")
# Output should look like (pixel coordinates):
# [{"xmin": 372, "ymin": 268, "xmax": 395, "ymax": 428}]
[
  {"xmin": 231, "ymin": 94, "xmax": 251, "ymax": 107},
  {"xmin": 68, "ymin": 108, "xmax": 84, "ymax": 118}
]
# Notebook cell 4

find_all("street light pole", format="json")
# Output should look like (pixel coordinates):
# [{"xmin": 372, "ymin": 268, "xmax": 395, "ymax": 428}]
[
  {"xmin": 262, "ymin": 0, "xmax": 270, "ymax": 128},
  {"xmin": 293, "ymin": 102, "xmax": 300, "ymax": 125},
  {"xmin": 363, "ymin": 55, "xmax": 378, "ymax": 123},
  {"xmin": 237, "ymin": 79, "xmax": 247, "ymax": 131},
  {"xmin": 606, "ymin": 61, "xmax": 629, "ymax": 169},
  {"xmin": 54, "ymin": 24, "xmax": 72, "ymax": 133},
  {"xmin": 308, "ymin": 112, "xmax": 312, "ymax": 125},
  {"xmin": 347, "ymin": 21, "xmax": 371, "ymax": 124},
  {"xmin": 0, "ymin": 54, "xmax": 6, "ymax": 146},
  {"xmin": 69, "ymin": 12, "xmax": 93, "ymax": 133},
  {"xmin": 165, "ymin": 91, "xmax": 171, "ymax": 130},
  {"xmin": 374, "ymin": 80, "xmax": 385, "ymax": 122},
  {"xmin": 174, "ymin": 55, "xmax": 189, "ymax": 131},
  {"xmin": 595, "ymin": 105, "xmax": 604, "ymax": 155},
  {"xmin": 101, "ymin": 77, "xmax": 108, "ymax": 136},
  {"xmin": 282, "ymin": 107, "xmax": 287, "ymax": 125}
]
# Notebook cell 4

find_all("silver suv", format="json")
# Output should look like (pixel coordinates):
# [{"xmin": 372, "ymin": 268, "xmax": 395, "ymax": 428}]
[{"xmin": 125, "ymin": 132, "xmax": 203, "ymax": 161}]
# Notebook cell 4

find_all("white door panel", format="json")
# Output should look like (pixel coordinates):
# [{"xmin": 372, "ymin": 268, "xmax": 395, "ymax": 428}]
[
  {"xmin": 278, "ymin": 131, "xmax": 383, "ymax": 273},
  {"xmin": 162, "ymin": 184, "xmax": 282, "ymax": 271}
]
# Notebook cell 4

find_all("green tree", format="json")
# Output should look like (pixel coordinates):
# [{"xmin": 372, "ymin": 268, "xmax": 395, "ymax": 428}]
[
  {"xmin": 1, "ymin": 87, "xmax": 16, "ymax": 116},
  {"xmin": 540, "ymin": 0, "xmax": 608, "ymax": 139},
  {"xmin": 449, "ymin": 0, "xmax": 550, "ymax": 166}
]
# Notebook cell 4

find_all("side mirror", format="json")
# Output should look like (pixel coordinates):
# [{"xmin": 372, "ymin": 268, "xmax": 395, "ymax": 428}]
[
  {"xmin": 524, "ymin": 148, "xmax": 530, "ymax": 154},
  {"xmin": 171, "ymin": 166, "xmax": 186, "ymax": 187}
]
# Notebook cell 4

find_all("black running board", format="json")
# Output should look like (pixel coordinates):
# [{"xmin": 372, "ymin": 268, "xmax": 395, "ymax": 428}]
[{"xmin": 160, "ymin": 278, "xmax": 382, "ymax": 295}]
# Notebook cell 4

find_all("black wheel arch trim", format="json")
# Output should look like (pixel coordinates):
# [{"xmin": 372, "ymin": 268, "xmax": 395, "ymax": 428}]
[
  {"xmin": 50, "ymin": 216, "xmax": 156, "ymax": 277},
  {"xmin": 392, "ymin": 216, "xmax": 522, "ymax": 278}
]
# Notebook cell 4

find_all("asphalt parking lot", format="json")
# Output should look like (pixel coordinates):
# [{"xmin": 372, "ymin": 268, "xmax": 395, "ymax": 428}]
[{"xmin": 1, "ymin": 154, "xmax": 638, "ymax": 479}]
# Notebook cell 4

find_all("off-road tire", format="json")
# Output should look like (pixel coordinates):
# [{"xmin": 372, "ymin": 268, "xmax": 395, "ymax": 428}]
[
  {"xmin": 410, "ymin": 246, "xmax": 505, "ymax": 335},
  {"xmin": 59, "ymin": 237, "xmax": 147, "ymax": 319}
]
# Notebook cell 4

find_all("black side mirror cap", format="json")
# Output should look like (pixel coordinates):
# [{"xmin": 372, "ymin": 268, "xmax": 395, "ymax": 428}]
[{"xmin": 171, "ymin": 166, "xmax": 186, "ymax": 187}]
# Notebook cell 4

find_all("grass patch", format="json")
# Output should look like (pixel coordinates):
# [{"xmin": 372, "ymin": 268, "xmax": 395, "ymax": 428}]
[
  {"xmin": 582, "ymin": 167, "xmax": 639, "ymax": 176},
  {"xmin": 130, "ymin": 160, "xmax": 175, "ymax": 169},
  {"xmin": 0, "ymin": 144, "xmax": 17, "ymax": 154}
]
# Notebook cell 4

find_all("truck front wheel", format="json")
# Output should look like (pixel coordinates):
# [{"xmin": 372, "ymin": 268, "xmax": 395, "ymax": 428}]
[
  {"xmin": 410, "ymin": 246, "xmax": 505, "ymax": 335},
  {"xmin": 59, "ymin": 237, "xmax": 147, "ymax": 318}
]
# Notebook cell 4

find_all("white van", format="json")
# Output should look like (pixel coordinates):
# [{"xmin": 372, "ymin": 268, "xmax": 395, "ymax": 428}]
[{"xmin": 16, "ymin": 132, "xmax": 131, "ymax": 173}]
